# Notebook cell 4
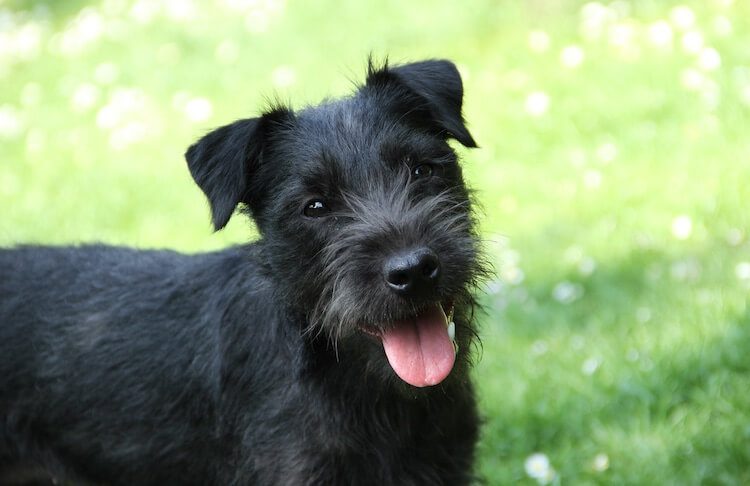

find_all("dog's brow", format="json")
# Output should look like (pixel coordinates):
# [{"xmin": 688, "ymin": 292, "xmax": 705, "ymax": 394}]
[{"xmin": 295, "ymin": 148, "xmax": 355, "ymax": 197}]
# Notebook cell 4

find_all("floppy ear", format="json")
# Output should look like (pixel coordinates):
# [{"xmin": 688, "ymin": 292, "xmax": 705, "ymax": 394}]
[
  {"xmin": 185, "ymin": 108, "xmax": 291, "ymax": 230},
  {"xmin": 369, "ymin": 59, "xmax": 477, "ymax": 148}
]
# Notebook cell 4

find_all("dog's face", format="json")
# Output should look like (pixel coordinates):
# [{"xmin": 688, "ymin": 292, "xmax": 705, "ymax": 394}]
[{"xmin": 186, "ymin": 60, "xmax": 485, "ymax": 388}]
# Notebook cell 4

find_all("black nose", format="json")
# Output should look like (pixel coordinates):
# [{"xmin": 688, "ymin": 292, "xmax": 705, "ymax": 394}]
[{"xmin": 384, "ymin": 248, "xmax": 441, "ymax": 297}]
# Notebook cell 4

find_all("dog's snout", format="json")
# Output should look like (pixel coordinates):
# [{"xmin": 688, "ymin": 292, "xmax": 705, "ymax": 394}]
[{"xmin": 384, "ymin": 248, "xmax": 441, "ymax": 297}]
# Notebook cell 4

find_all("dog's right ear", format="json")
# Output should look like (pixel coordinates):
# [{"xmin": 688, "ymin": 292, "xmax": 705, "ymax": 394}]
[
  {"xmin": 185, "ymin": 108, "xmax": 292, "ymax": 231},
  {"xmin": 365, "ymin": 59, "xmax": 477, "ymax": 148}
]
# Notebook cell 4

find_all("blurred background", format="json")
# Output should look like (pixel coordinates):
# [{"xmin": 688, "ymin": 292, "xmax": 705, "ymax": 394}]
[{"xmin": 1, "ymin": 0, "xmax": 749, "ymax": 483}]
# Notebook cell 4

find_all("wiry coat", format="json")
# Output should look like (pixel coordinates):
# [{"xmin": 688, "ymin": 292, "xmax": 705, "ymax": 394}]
[{"xmin": 0, "ymin": 59, "xmax": 486, "ymax": 485}]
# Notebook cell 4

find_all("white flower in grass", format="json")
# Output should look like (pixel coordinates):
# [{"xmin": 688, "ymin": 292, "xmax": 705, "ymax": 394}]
[
  {"xmin": 184, "ymin": 97, "xmax": 213, "ymax": 122},
  {"xmin": 59, "ymin": 7, "xmax": 104, "ymax": 55},
  {"xmin": 670, "ymin": 6, "xmax": 696, "ymax": 30},
  {"xmin": 130, "ymin": 0, "xmax": 159, "ymax": 25},
  {"xmin": 13, "ymin": 22, "xmax": 45, "ymax": 61},
  {"xmin": 725, "ymin": 228, "xmax": 743, "ymax": 246},
  {"xmin": 671, "ymin": 215, "xmax": 692, "ymax": 240},
  {"xmin": 680, "ymin": 68, "xmax": 704, "ymax": 91},
  {"xmin": 595, "ymin": 142, "xmax": 618, "ymax": 163},
  {"xmin": 528, "ymin": 30, "xmax": 550, "ymax": 53},
  {"xmin": 569, "ymin": 148, "xmax": 586, "ymax": 168},
  {"xmin": 564, "ymin": 246, "xmax": 583, "ymax": 264},
  {"xmin": 525, "ymin": 453, "xmax": 556, "ymax": 484},
  {"xmin": 670, "ymin": 259, "xmax": 701, "ymax": 282},
  {"xmin": 582, "ymin": 356, "xmax": 602, "ymax": 375},
  {"xmin": 563, "ymin": 249, "xmax": 601, "ymax": 277},
  {"xmin": 579, "ymin": 2, "xmax": 612, "ymax": 40},
  {"xmin": 608, "ymin": 22, "xmax": 636, "ymax": 49},
  {"xmin": 271, "ymin": 65, "xmax": 296, "ymax": 88},
  {"xmin": 95, "ymin": 88, "xmax": 153, "ymax": 139},
  {"xmin": 736, "ymin": 262, "xmax": 750, "ymax": 281},
  {"xmin": 560, "ymin": 45, "xmax": 584, "ymax": 69},
  {"xmin": 525, "ymin": 92, "xmax": 549, "ymax": 117},
  {"xmin": 164, "ymin": 0, "xmax": 197, "ymax": 22},
  {"xmin": 0, "ymin": 10, "xmax": 13, "ymax": 31},
  {"xmin": 0, "ymin": 105, "xmax": 23, "ymax": 139},
  {"xmin": 700, "ymin": 84, "xmax": 720, "ymax": 110},
  {"xmin": 610, "ymin": 0, "xmax": 630, "ymax": 18},
  {"xmin": 96, "ymin": 104, "xmax": 118, "ymax": 129},
  {"xmin": 712, "ymin": 16, "xmax": 732, "ymax": 37},
  {"xmin": 215, "ymin": 39, "xmax": 239, "ymax": 64},
  {"xmin": 531, "ymin": 340, "xmax": 549, "ymax": 356},
  {"xmin": 552, "ymin": 281, "xmax": 584, "ymax": 304},
  {"xmin": 570, "ymin": 335, "xmax": 585, "ymax": 350},
  {"xmin": 648, "ymin": 21, "xmax": 673, "ymax": 47},
  {"xmin": 172, "ymin": 91, "xmax": 213, "ymax": 123},
  {"xmin": 500, "ymin": 266, "xmax": 525, "ymax": 285},
  {"xmin": 697, "ymin": 47, "xmax": 721, "ymax": 71},
  {"xmin": 77, "ymin": 9, "xmax": 104, "ymax": 38},
  {"xmin": 109, "ymin": 121, "xmax": 148, "ymax": 150},
  {"xmin": 681, "ymin": 31, "xmax": 704, "ymax": 55},
  {"xmin": 245, "ymin": 10, "xmax": 270, "ymax": 33},
  {"xmin": 580, "ymin": 2, "xmax": 609, "ymax": 23},
  {"xmin": 640, "ymin": 357, "xmax": 654, "ymax": 372},
  {"xmin": 578, "ymin": 256, "xmax": 597, "ymax": 276},
  {"xmin": 96, "ymin": 88, "xmax": 140, "ymax": 129},
  {"xmin": 485, "ymin": 279, "xmax": 504, "ymax": 295},
  {"xmin": 71, "ymin": 83, "xmax": 100, "ymax": 112},
  {"xmin": 636, "ymin": 307, "xmax": 652, "ymax": 323},
  {"xmin": 592, "ymin": 453, "xmax": 610, "ymax": 472}
]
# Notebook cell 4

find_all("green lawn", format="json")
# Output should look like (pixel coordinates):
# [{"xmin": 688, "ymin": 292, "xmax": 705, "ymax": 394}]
[{"xmin": 2, "ymin": 0, "xmax": 749, "ymax": 484}]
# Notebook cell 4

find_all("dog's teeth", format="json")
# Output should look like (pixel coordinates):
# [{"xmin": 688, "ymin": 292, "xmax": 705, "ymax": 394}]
[{"xmin": 447, "ymin": 321, "xmax": 455, "ymax": 341}]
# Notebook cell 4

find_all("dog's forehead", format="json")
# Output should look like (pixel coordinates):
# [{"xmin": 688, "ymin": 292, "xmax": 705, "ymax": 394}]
[
  {"xmin": 296, "ymin": 97, "xmax": 392, "ymax": 160},
  {"xmin": 287, "ymin": 95, "xmax": 432, "ymax": 183}
]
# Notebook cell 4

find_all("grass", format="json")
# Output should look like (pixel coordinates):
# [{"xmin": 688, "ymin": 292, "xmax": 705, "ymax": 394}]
[{"xmin": 2, "ymin": 0, "xmax": 749, "ymax": 483}]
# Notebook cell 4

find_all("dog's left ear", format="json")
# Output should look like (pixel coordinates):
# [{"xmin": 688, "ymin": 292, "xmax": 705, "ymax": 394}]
[
  {"xmin": 369, "ymin": 59, "xmax": 477, "ymax": 148},
  {"xmin": 185, "ymin": 108, "xmax": 292, "ymax": 231}
]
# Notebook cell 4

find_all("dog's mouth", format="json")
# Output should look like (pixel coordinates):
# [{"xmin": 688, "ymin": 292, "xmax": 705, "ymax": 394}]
[{"xmin": 361, "ymin": 301, "xmax": 457, "ymax": 388}]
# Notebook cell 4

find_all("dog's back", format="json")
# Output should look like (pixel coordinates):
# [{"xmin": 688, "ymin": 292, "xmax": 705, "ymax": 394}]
[{"xmin": 0, "ymin": 246, "xmax": 269, "ymax": 484}]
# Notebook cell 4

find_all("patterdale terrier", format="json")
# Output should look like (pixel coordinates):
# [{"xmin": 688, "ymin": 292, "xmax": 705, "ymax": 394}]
[{"xmin": 0, "ymin": 59, "xmax": 487, "ymax": 485}]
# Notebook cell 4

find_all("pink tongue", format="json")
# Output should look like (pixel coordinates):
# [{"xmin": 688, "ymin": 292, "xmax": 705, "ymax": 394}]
[{"xmin": 381, "ymin": 304, "xmax": 456, "ymax": 387}]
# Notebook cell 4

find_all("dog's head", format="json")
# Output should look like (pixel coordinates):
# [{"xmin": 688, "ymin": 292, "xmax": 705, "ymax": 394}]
[{"xmin": 186, "ymin": 59, "xmax": 486, "ymax": 388}]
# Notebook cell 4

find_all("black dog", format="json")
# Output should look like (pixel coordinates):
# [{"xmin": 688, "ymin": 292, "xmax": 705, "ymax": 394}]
[{"xmin": 0, "ymin": 59, "xmax": 486, "ymax": 485}]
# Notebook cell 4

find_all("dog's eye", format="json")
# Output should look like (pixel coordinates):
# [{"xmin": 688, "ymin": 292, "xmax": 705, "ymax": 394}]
[
  {"xmin": 303, "ymin": 200, "xmax": 330, "ymax": 218},
  {"xmin": 412, "ymin": 163, "xmax": 435, "ymax": 179}
]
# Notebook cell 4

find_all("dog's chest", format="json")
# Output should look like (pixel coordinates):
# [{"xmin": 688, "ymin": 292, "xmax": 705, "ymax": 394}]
[{"xmin": 252, "ymin": 384, "xmax": 473, "ymax": 486}]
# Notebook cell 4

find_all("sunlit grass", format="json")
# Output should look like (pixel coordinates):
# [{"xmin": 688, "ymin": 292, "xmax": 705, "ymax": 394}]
[{"xmin": 1, "ymin": 0, "xmax": 749, "ymax": 483}]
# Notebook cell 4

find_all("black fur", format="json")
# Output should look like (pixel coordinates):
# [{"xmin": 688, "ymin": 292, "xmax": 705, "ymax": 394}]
[{"xmin": 0, "ymin": 59, "xmax": 487, "ymax": 485}]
